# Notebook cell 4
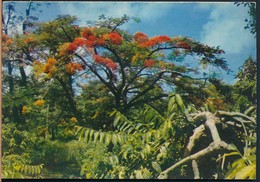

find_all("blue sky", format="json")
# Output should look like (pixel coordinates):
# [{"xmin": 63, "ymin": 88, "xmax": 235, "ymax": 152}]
[{"xmin": 4, "ymin": 1, "xmax": 256, "ymax": 84}]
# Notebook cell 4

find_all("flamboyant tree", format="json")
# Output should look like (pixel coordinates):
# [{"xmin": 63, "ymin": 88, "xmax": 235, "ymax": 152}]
[{"xmin": 29, "ymin": 15, "xmax": 228, "ymax": 116}]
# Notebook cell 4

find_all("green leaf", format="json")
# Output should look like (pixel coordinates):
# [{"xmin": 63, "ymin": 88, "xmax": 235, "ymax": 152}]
[
  {"xmin": 152, "ymin": 161, "xmax": 162, "ymax": 173},
  {"xmin": 175, "ymin": 94, "xmax": 185, "ymax": 112},
  {"xmin": 99, "ymin": 132, "xmax": 105, "ymax": 143},
  {"xmin": 105, "ymin": 133, "xmax": 112, "ymax": 145},
  {"xmin": 167, "ymin": 96, "xmax": 176, "ymax": 114},
  {"xmin": 136, "ymin": 123, "xmax": 144, "ymax": 130},
  {"xmin": 113, "ymin": 114, "xmax": 121, "ymax": 127},
  {"xmin": 74, "ymin": 126, "xmax": 82, "ymax": 136},
  {"xmin": 93, "ymin": 131, "xmax": 100, "ymax": 142},
  {"xmin": 235, "ymin": 164, "xmax": 256, "ymax": 179},
  {"xmin": 119, "ymin": 122, "xmax": 128, "ymax": 131},
  {"xmin": 123, "ymin": 151, "xmax": 128, "ymax": 160},
  {"xmin": 116, "ymin": 134, "xmax": 123, "ymax": 145},
  {"xmin": 83, "ymin": 129, "xmax": 90, "ymax": 142},
  {"xmin": 122, "ymin": 124, "xmax": 132, "ymax": 132},
  {"xmin": 89, "ymin": 129, "xmax": 95, "ymax": 141},
  {"xmin": 112, "ymin": 134, "xmax": 118, "ymax": 145},
  {"xmin": 135, "ymin": 170, "xmax": 144, "ymax": 179}
]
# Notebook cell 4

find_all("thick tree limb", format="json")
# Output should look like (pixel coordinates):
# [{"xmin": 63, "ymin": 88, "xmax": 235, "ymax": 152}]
[
  {"xmin": 192, "ymin": 159, "xmax": 200, "ymax": 179},
  {"xmin": 193, "ymin": 112, "xmax": 221, "ymax": 142},
  {"xmin": 217, "ymin": 111, "xmax": 256, "ymax": 124},
  {"xmin": 158, "ymin": 111, "xmax": 237, "ymax": 179},
  {"xmin": 158, "ymin": 141, "xmax": 234, "ymax": 179},
  {"xmin": 185, "ymin": 124, "xmax": 205, "ymax": 156}
]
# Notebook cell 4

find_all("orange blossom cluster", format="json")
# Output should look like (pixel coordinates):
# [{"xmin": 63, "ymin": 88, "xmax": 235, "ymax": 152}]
[
  {"xmin": 144, "ymin": 59, "xmax": 156, "ymax": 67},
  {"xmin": 66, "ymin": 62, "xmax": 85, "ymax": 75},
  {"xmin": 65, "ymin": 28, "xmax": 123, "ymax": 54},
  {"xmin": 93, "ymin": 54, "xmax": 118, "ymax": 70},
  {"xmin": 42, "ymin": 58, "xmax": 57, "ymax": 76}
]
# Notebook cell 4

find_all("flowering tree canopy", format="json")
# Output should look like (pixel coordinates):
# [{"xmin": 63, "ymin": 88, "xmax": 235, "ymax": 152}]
[{"xmin": 3, "ymin": 15, "xmax": 229, "ymax": 115}]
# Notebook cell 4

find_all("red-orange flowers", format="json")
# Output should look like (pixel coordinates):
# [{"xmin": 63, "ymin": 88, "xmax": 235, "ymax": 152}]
[
  {"xmin": 139, "ymin": 35, "xmax": 171, "ymax": 48},
  {"xmin": 93, "ymin": 54, "xmax": 118, "ymax": 70},
  {"xmin": 82, "ymin": 28, "xmax": 94, "ymax": 39},
  {"xmin": 103, "ymin": 32, "xmax": 123, "ymax": 45},
  {"xmin": 73, "ymin": 37, "xmax": 86, "ymax": 47},
  {"xmin": 59, "ymin": 43, "xmax": 70, "ymax": 56},
  {"xmin": 66, "ymin": 62, "xmax": 84, "ymax": 75},
  {"xmin": 95, "ymin": 37, "xmax": 106, "ymax": 46},
  {"xmin": 133, "ymin": 32, "xmax": 149, "ymax": 44},
  {"xmin": 2, "ymin": 34, "xmax": 13, "ymax": 52},
  {"xmin": 144, "ymin": 59, "xmax": 156, "ymax": 67},
  {"xmin": 24, "ymin": 36, "xmax": 35, "ymax": 44},
  {"xmin": 67, "ymin": 43, "xmax": 79, "ymax": 53}
]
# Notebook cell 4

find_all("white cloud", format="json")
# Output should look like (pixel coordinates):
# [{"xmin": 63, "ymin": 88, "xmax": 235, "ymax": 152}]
[
  {"xmin": 56, "ymin": 2, "xmax": 175, "ymax": 28},
  {"xmin": 199, "ymin": 3, "xmax": 255, "ymax": 54}
]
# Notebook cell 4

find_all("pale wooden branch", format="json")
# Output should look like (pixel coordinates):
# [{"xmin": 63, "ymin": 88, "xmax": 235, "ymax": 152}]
[
  {"xmin": 217, "ymin": 111, "xmax": 256, "ymax": 124},
  {"xmin": 158, "ymin": 111, "xmax": 235, "ymax": 179},
  {"xmin": 158, "ymin": 141, "xmax": 234, "ymax": 179},
  {"xmin": 185, "ymin": 124, "xmax": 205, "ymax": 155},
  {"xmin": 225, "ymin": 121, "xmax": 242, "ymax": 127},
  {"xmin": 193, "ymin": 112, "xmax": 221, "ymax": 142},
  {"xmin": 192, "ymin": 159, "xmax": 200, "ymax": 179}
]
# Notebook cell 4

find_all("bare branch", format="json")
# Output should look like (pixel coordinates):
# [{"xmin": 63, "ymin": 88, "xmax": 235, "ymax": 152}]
[
  {"xmin": 193, "ymin": 112, "xmax": 221, "ymax": 142},
  {"xmin": 217, "ymin": 111, "xmax": 256, "ymax": 124},
  {"xmin": 192, "ymin": 159, "xmax": 200, "ymax": 179},
  {"xmin": 185, "ymin": 124, "xmax": 205, "ymax": 156},
  {"xmin": 158, "ymin": 141, "xmax": 234, "ymax": 179}
]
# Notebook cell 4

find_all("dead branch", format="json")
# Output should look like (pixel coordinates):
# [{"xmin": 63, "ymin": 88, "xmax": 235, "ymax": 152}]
[
  {"xmin": 192, "ymin": 159, "xmax": 200, "ymax": 179},
  {"xmin": 158, "ymin": 141, "xmax": 235, "ymax": 179},
  {"xmin": 158, "ymin": 111, "xmax": 236, "ymax": 179},
  {"xmin": 185, "ymin": 124, "xmax": 205, "ymax": 156},
  {"xmin": 193, "ymin": 112, "xmax": 221, "ymax": 142},
  {"xmin": 217, "ymin": 111, "xmax": 256, "ymax": 124}
]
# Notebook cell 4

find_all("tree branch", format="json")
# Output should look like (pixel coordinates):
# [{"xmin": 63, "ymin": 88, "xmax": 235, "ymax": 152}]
[
  {"xmin": 75, "ymin": 53, "xmax": 117, "ymax": 96},
  {"xmin": 111, "ymin": 16, "xmax": 128, "ymax": 31},
  {"xmin": 192, "ymin": 159, "xmax": 200, "ymax": 179},
  {"xmin": 123, "ymin": 66, "xmax": 146, "ymax": 93},
  {"xmin": 126, "ymin": 94, "xmax": 168, "ymax": 110},
  {"xmin": 216, "ymin": 111, "xmax": 256, "ymax": 124},
  {"xmin": 158, "ymin": 141, "xmax": 234, "ymax": 179},
  {"xmin": 103, "ymin": 46, "xmax": 126, "ymax": 93},
  {"xmin": 184, "ymin": 124, "xmax": 205, "ymax": 156},
  {"xmin": 127, "ymin": 71, "xmax": 165, "ymax": 107},
  {"xmin": 193, "ymin": 112, "xmax": 221, "ymax": 142},
  {"xmin": 158, "ymin": 111, "xmax": 237, "ymax": 179}
]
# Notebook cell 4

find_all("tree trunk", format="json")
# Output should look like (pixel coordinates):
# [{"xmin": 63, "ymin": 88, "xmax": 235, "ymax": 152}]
[
  {"xmin": 19, "ymin": 65, "xmax": 27, "ymax": 87},
  {"xmin": 8, "ymin": 62, "xmax": 14, "ymax": 93},
  {"xmin": 57, "ymin": 77, "xmax": 83, "ymax": 123}
]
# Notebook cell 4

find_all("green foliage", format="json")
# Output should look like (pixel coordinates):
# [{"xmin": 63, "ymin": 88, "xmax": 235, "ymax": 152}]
[
  {"xmin": 73, "ymin": 94, "xmax": 193, "ymax": 179},
  {"xmin": 2, "ymin": 155, "xmax": 44, "ymax": 178},
  {"xmin": 234, "ymin": 57, "xmax": 256, "ymax": 105},
  {"xmin": 1, "ymin": 10, "xmax": 256, "ymax": 179},
  {"xmin": 79, "ymin": 142, "xmax": 112, "ymax": 178},
  {"xmin": 225, "ymin": 147, "xmax": 256, "ymax": 179},
  {"xmin": 76, "ymin": 81, "xmax": 116, "ymax": 129},
  {"xmin": 235, "ymin": 2, "xmax": 256, "ymax": 35}
]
